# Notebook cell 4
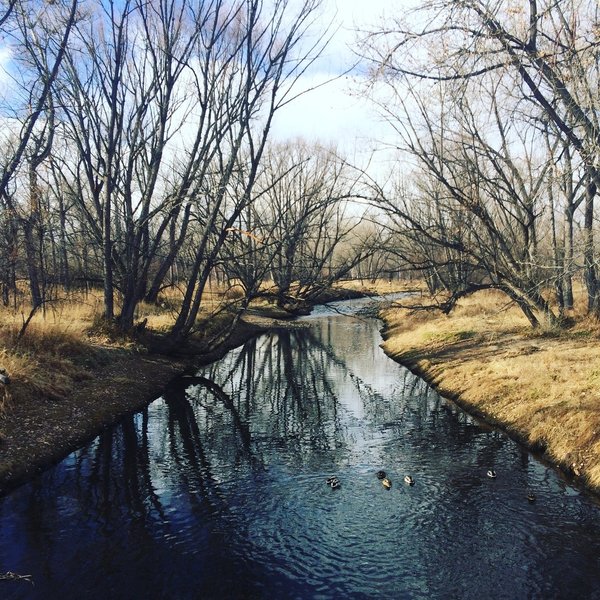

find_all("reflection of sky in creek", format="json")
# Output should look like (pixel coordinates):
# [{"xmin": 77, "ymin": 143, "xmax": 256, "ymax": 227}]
[
  {"xmin": 191, "ymin": 316, "xmax": 417, "ymax": 469},
  {"xmin": 1, "ymin": 299, "xmax": 600, "ymax": 599}
]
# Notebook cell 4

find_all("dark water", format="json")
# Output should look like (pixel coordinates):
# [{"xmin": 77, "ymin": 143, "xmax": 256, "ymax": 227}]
[{"xmin": 1, "ymin": 298, "xmax": 600, "ymax": 600}]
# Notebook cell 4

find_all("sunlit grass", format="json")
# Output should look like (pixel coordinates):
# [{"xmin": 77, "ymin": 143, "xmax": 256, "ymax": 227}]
[
  {"xmin": 382, "ymin": 289, "xmax": 529, "ymax": 356},
  {"xmin": 0, "ymin": 281, "xmax": 259, "ymax": 412},
  {"xmin": 0, "ymin": 292, "xmax": 109, "ymax": 413},
  {"xmin": 337, "ymin": 277, "xmax": 423, "ymax": 296},
  {"xmin": 380, "ymin": 285, "xmax": 600, "ymax": 491}
]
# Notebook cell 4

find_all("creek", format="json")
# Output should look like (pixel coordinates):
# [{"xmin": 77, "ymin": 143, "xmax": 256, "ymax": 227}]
[{"xmin": 1, "ymin": 297, "xmax": 600, "ymax": 599}]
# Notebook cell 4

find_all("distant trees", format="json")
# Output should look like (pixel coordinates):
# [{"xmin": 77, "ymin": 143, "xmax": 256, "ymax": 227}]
[
  {"xmin": 11, "ymin": 0, "xmax": 597, "ymax": 336},
  {"xmin": 218, "ymin": 141, "xmax": 376, "ymax": 311},
  {"xmin": 360, "ymin": 0, "xmax": 600, "ymax": 326}
]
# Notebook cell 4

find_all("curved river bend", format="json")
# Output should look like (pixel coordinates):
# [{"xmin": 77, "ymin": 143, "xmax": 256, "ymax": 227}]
[{"xmin": 1, "ymin": 298, "xmax": 600, "ymax": 599}]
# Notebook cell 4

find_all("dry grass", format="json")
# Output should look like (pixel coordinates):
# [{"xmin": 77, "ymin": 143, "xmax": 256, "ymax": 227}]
[
  {"xmin": 0, "ymin": 294, "xmax": 107, "ymax": 414},
  {"xmin": 0, "ymin": 280, "xmax": 437, "ymax": 416},
  {"xmin": 337, "ymin": 278, "xmax": 424, "ymax": 296},
  {"xmin": 381, "ymin": 288, "xmax": 600, "ymax": 492},
  {"xmin": 0, "ymin": 292, "xmax": 143, "ymax": 416},
  {"xmin": 0, "ymin": 285, "xmax": 239, "ymax": 417}
]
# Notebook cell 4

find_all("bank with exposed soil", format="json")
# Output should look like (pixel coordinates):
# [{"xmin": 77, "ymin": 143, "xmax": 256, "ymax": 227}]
[
  {"xmin": 0, "ymin": 315, "xmax": 275, "ymax": 497},
  {"xmin": 379, "ymin": 291, "xmax": 600, "ymax": 497}
]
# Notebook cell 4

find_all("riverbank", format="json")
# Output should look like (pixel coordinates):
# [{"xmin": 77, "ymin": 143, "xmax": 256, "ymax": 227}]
[
  {"xmin": 0, "ymin": 312, "xmax": 276, "ymax": 496},
  {"xmin": 379, "ymin": 290, "xmax": 600, "ymax": 495},
  {"xmin": 0, "ymin": 280, "xmax": 425, "ymax": 496},
  {"xmin": 0, "ymin": 280, "xmax": 388, "ymax": 496}
]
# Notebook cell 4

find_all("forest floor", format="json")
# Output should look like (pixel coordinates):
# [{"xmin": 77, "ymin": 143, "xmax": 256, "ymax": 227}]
[{"xmin": 379, "ymin": 289, "xmax": 600, "ymax": 496}]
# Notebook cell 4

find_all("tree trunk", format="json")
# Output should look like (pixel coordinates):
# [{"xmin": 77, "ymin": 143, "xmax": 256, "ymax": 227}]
[
  {"xmin": 57, "ymin": 193, "xmax": 70, "ymax": 289},
  {"xmin": 102, "ymin": 175, "xmax": 114, "ymax": 320},
  {"xmin": 145, "ymin": 204, "xmax": 191, "ymax": 304},
  {"xmin": 563, "ymin": 204, "xmax": 575, "ymax": 310},
  {"xmin": 24, "ymin": 163, "xmax": 43, "ymax": 307},
  {"xmin": 583, "ymin": 170, "xmax": 599, "ymax": 315}
]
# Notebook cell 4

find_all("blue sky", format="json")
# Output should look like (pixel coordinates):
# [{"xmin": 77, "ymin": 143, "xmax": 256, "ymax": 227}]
[
  {"xmin": 270, "ymin": 0, "xmax": 407, "ymax": 173},
  {"xmin": 0, "ymin": 0, "xmax": 404, "ymax": 176}
]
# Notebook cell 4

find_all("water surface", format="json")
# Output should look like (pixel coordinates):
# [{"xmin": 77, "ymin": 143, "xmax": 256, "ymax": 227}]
[{"xmin": 1, "ymin": 298, "xmax": 600, "ymax": 599}]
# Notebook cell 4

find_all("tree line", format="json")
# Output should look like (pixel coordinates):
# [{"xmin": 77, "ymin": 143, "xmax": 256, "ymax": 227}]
[
  {"xmin": 5, "ymin": 0, "xmax": 595, "ymax": 339},
  {"xmin": 0, "ymin": 0, "xmax": 380, "ymax": 346},
  {"xmin": 360, "ymin": 0, "xmax": 600, "ymax": 327}
]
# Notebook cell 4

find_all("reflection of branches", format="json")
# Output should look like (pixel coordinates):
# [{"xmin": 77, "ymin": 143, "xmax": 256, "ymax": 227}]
[
  {"xmin": 195, "ymin": 328, "xmax": 347, "ymax": 452},
  {"xmin": 69, "ymin": 415, "xmax": 167, "ymax": 523},
  {"xmin": 138, "ymin": 412, "xmax": 166, "ymax": 520},
  {"xmin": 164, "ymin": 387, "xmax": 229, "ymax": 513},
  {"xmin": 195, "ymin": 317, "xmax": 475, "ymax": 462},
  {"xmin": 301, "ymin": 324, "xmax": 390, "ymax": 408},
  {"xmin": 200, "ymin": 337, "xmax": 259, "ymax": 393},
  {"xmin": 280, "ymin": 331, "xmax": 305, "ymax": 407},
  {"xmin": 120, "ymin": 416, "xmax": 166, "ymax": 521},
  {"xmin": 121, "ymin": 418, "xmax": 149, "ymax": 517},
  {"xmin": 90, "ymin": 431, "xmax": 114, "ymax": 520},
  {"xmin": 184, "ymin": 376, "xmax": 261, "ymax": 469}
]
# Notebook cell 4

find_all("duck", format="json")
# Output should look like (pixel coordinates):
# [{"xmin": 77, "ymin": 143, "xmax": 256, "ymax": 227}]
[
  {"xmin": 487, "ymin": 469, "xmax": 497, "ymax": 479},
  {"xmin": 382, "ymin": 477, "xmax": 392, "ymax": 489},
  {"xmin": 526, "ymin": 491, "xmax": 536, "ymax": 502},
  {"xmin": 326, "ymin": 476, "xmax": 340, "ymax": 489},
  {"xmin": 404, "ymin": 475, "xmax": 415, "ymax": 486},
  {"xmin": 376, "ymin": 470, "xmax": 387, "ymax": 480}
]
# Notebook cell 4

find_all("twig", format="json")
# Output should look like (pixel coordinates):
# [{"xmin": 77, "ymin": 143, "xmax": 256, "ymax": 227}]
[{"xmin": 0, "ymin": 571, "xmax": 34, "ymax": 584}]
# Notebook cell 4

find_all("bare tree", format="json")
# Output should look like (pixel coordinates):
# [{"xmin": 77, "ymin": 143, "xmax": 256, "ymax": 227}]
[
  {"xmin": 0, "ymin": 0, "xmax": 78, "ymax": 201},
  {"xmin": 359, "ymin": 0, "xmax": 600, "ymax": 323},
  {"xmin": 164, "ymin": 0, "xmax": 331, "ymax": 344},
  {"xmin": 227, "ymin": 141, "xmax": 373, "ymax": 312},
  {"xmin": 361, "ymin": 73, "xmax": 561, "ymax": 325},
  {"xmin": 47, "ymin": 0, "xmax": 331, "ymax": 343}
]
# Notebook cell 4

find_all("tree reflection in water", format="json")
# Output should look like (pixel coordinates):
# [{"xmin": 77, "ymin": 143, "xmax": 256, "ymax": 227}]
[{"xmin": 2, "ymin": 314, "xmax": 600, "ymax": 599}]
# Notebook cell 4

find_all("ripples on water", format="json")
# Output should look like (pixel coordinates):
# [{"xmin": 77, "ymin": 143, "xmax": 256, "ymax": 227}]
[{"xmin": 1, "ymin": 298, "xmax": 600, "ymax": 599}]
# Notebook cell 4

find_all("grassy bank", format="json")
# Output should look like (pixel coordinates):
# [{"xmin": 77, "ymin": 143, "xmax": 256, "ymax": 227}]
[
  {"xmin": 0, "ymin": 289, "xmax": 277, "ymax": 495},
  {"xmin": 380, "ymin": 290, "xmax": 600, "ymax": 494}
]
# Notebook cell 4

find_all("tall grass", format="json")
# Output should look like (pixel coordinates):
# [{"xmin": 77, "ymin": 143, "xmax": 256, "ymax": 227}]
[
  {"xmin": 0, "ymin": 283, "xmax": 251, "ymax": 414},
  {"xmin": 0, "ymin": 293, "xmax": 106, "ymax": 413}
]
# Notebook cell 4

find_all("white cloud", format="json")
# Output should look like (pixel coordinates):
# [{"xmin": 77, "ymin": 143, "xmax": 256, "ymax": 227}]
[
  {"xmin": 0, "ymin": 44, "xmax": 13, "ymax": 86},
  {"xmin": 271, "ymin": 73, "xmax": 387, "ymax": 154},
  {"xmin": 271, "ymin": 0, "xmax": 413, "ymax": 173}
]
